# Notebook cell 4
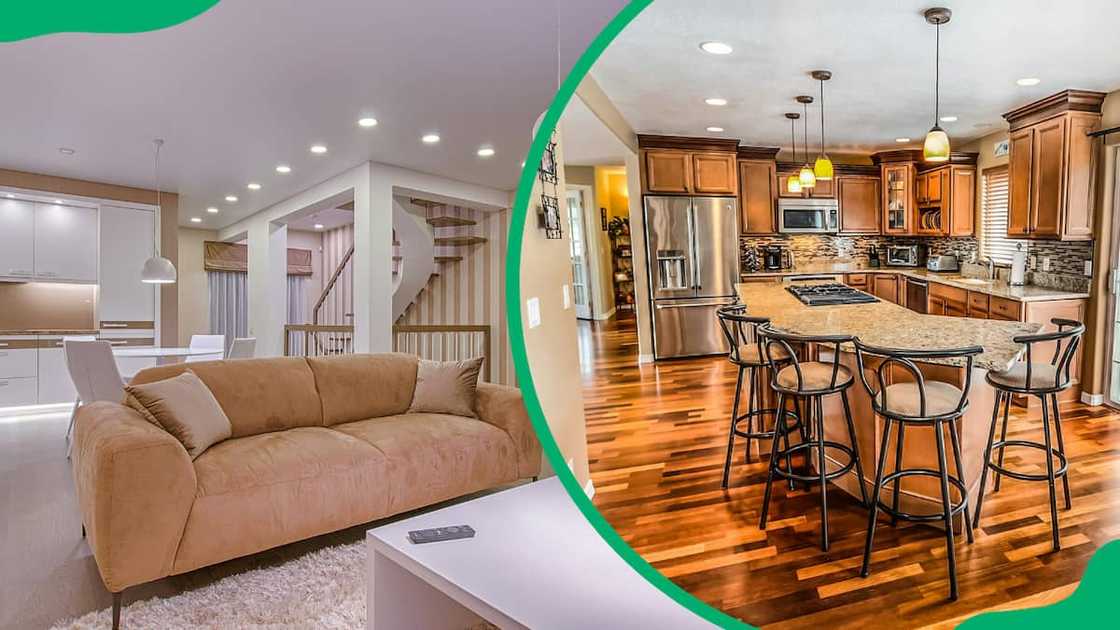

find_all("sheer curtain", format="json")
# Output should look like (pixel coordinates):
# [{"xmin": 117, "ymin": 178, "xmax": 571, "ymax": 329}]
[
  {"xmin": 287, "ymin": 275, "xmax": 309, "ymax": 355},
  {"xmin": 208, "ymin": 271, "xmax": 248, "ymax": 345},
  {"xmin": 320, "ymin": 224, "xmax": 354, "ymax": 326}
]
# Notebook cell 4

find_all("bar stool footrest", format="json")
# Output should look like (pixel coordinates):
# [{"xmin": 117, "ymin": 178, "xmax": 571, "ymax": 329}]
[
  {"xmin": 876, "ymin": 468, "xmax": 968, "ymax": 522},
  {"xmin": 988, "ymin": 440, "xmax": 1068, "ymax": 481},
  {"xmin": 732, "ymin": 408, "xmax": 801, "ymax": 441},
  {"xmin": 769, "ymin": 440, "xmax": 857, "ymax": 484}
]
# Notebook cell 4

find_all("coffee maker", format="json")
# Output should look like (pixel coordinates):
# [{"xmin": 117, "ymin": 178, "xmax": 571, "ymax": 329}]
[{"xmin": 761, "ymin": 245, "xmax": 792, "ymax": 271}]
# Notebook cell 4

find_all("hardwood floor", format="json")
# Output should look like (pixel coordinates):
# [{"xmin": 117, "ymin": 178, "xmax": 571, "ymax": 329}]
[{"xmin": 581, "ymin": 313, "xmax": 1120, "ymax": 628}]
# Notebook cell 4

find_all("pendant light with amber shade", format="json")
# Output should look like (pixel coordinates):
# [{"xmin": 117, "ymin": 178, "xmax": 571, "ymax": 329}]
[
  {"xmin": 812, "ymin": 70, "xmax": 834, "ymax": 180},
  {"xmin": 784, "ymin": 113, "xmax": 802, "ymax": 194},
  {"xmin": 796, "ymin": 95, "xmax": 816, "ymax": 188},
  {"xmin": 922, "ymin": 8, "xmax": 951, "ymax": 162}
]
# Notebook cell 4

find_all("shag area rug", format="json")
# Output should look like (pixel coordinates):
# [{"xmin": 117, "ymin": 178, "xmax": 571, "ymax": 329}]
[{"xmin": 52, "ymin": 542, "xmax": 366, "ymax": 629}]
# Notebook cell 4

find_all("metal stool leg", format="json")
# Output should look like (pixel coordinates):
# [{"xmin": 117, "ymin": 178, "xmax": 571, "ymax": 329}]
[
  {"xmin": 947, "ymin": 418, "xmax": 974, "ymax": 544},
  {"xmin": 814, "ymin": 395, "xmax": 829, "ymax": 551},
  {"xmin": 891, "ymin": 423, "xmax": 906, "ymax": 527},
  {"xmin": 744, "ymin": 366, "xmax": 757, "ymax": 464},
  {"xmin": 934, "ymin": 420, "xmax": 959, "ymax": 601},
  {"xmin": 759, "ymin": 392, "xmax": 787, "ymax": 529},
  {"xmin": 861, "ymin": 419, "xmax": 894, "ymax": 577},
  {"xmin": 841, "ymin": 389, "xmax": 869, "ymax": 507},
  {"xmin": 1050, "ymin": 393, "xmax": 1072, "ymax": 510},
  {"xmin": 973, "ymin": 390, "xmax": 1004, "ymax": 530},
  {"xmin": 993, "ymin": 391, "xmax": 1011, "ymax": 492},
  {"xmin": 1039, "ymin": 393, "xmax": 1061, "ymax": 551},
  {"xmin": 721, "ymin": 365, "xmax": 746, "ymax": 489}
]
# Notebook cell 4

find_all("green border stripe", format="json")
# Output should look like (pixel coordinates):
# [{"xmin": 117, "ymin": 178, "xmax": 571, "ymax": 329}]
[
  {"xmin": 505, "ymin": 1, "xmax": 748, "ymax": 627},
  {"xmin": 0, "ymin": 1, "xmax": 219, "ymax": 42}
]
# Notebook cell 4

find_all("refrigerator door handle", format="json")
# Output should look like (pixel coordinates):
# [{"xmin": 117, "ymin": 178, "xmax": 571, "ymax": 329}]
[
  {"xmin": 654, "ymin": 299, "xmax": 736, "ymax": 310},
  {"xmin": 687, "ymin": 203, "xmax": 700, "ymax": 291}
]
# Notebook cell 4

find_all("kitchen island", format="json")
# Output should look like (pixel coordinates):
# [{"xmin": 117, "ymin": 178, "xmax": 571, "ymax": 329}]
[{"xmin": 735, "ymin": 279, "xmax": 1042, "ymax": 524}]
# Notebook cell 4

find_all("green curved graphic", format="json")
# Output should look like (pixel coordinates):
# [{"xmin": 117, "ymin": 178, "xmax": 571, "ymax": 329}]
[
  {"xmin": 960, "ymin": 539, "xmax": 1118, "ymax": 628},
  {"xmin": 504, "ymin": 0, "xmax": 1113, "ymax": 628},
  {"xmin": 1, "ymin": 1, "xmax": 219, "ymax": 42}
]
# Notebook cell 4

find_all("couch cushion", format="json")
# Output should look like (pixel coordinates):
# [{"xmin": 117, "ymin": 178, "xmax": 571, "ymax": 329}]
[
  {"xmin": 408, "ymin": 357, "xmax": 484, "ymax": 418},
  {"xmin": 307, "ymin": 353, "xmax": 419, "ymax": 425},
  {"xmin": 130, "ymin": 357, "xmax": 323, "ymax": 438},
  {"xmin": 124, "ymin": 370, "xmax": 232, "ymax": 459},
  {"xmin": 172, "ymin": 427, "xmax": 389, "ymax": 573},
  {"xmin": 334, "ymin": 413, "xmax": 519, "ymax": 515}
]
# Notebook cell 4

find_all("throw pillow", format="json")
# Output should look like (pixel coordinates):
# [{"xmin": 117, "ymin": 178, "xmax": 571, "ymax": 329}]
[
  {"xmin": 408, "ymin": 357, "xmax": 484, "ymax": 417},
  {"xmin": 125, "ymin": 370, "xmax": 232, "ymax": 459}
]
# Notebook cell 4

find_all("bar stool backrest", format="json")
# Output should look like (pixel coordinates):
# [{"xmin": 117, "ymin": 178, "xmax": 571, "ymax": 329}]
[
  {"xmin": 1014, "ymin": 318, "xmax": 1085, "ymax": 392},
  {"xmin": 757, "ymin": 324, "xmax": 852, "ymax": 392},
  {"xmin": 853, "ymin": 339, "xmax": 982, "ymax": 420},
  {"xmin": 716, "ymin": 305, "xmax": 769, "ymax": 365}
]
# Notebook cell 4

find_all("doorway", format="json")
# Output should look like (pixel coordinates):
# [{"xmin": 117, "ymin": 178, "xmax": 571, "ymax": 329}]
[
  {"xmin": 566, "ymin": 186, "xmax": 593, "ymax": 320},
  {"xmin": 1105, "ymin": 145, "xmax": 1120, "ymax": 407}
]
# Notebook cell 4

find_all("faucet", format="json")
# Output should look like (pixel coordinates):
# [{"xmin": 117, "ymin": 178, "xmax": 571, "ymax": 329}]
[{"xmin": 985, "ymin": 257, "xmax": 995, "ymax": 280}]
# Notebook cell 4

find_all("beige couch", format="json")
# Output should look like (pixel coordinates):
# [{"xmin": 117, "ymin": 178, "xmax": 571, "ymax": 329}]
[{"xmin": 71, "ymin": 353, "xmax": 540, "ymax": 601}]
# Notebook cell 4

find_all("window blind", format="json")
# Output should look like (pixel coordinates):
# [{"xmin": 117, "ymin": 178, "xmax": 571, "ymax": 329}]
[{"xmin": 979, "ymin": 166, "xmax": 1023, "ymax": 264}]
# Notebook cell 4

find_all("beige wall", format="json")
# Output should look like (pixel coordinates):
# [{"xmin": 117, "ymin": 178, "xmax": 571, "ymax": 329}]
[
  {"xmin": 959, "ymin": 130, "xmax": 1010, "ymax": 234},
  {"xmin": 520, "ymin": 124, "xmax": 591, "ymax": 487},
  {"xmin": 176, "ymin": 227, "xmax": 216, "ymax": 345}
]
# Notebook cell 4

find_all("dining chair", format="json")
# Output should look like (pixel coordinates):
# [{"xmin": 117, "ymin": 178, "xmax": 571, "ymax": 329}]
[
  {"xmin": 186, "ymin": 334, "xmax": 226, "ymax": 363},
  {"xmin": 62, "ymin": 335, "xmax": 97, "ymax": 449},
  {"xmin": 64, "ymin": 340, "xmax": 127, "ymax": 459},
  {"xmin": 227, "ymin": 337, "xmax": 256, "ymax": 359}
]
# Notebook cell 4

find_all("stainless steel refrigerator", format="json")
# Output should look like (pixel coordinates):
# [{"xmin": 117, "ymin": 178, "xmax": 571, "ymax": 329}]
[{"xmin": 643, "ymin": 195, "xmax": 739, "ymax": 359}]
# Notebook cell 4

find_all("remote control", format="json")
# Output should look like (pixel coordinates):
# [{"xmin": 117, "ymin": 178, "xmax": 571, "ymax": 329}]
[{"xmin": 408, "ymin": 525, "xmax": 476, "ymax": 544}]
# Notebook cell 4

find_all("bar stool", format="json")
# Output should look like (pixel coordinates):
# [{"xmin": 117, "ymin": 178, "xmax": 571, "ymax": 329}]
[
  {"xmin": 853, "ymin": 340, "xmax": 982, "ymax": 601},
  {"xmin": 757, "ymin": 325, "xmax": 868, "ymax": 551},
  {"xmin": 973, "ymin": 318, "xmax": 1085, "ymax": 552}
]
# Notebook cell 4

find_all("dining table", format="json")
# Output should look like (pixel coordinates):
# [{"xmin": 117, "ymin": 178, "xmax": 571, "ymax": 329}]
[{"xmin": 111, "ymin": 346, "xmax": 224, "ymax": 367}]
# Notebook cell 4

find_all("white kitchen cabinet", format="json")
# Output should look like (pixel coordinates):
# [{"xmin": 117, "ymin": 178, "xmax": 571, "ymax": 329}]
[
  {"xmin": 98, "ymin": 205, "xmax": 156, "ymax": 323},
  {"xmin": 0, "ymin": 345, "xmax": 37, "ymax": 378},
  {"xmin": 0, "ymin": 199, "xmax": 36, "ymax": 279},
  {"xmin": 37, "ymin": 343, "xmax": 79, "ymax": 404},
  {"xmin": 34, "ymin": 203, "xmax": 98, "ymax": 283},
  {"xmin": 0, "ymin": 377, "xmax": 38, "ymax": 407}
]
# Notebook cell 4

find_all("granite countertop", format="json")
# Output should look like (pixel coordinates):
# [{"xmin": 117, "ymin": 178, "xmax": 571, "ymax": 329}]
[
  {"xmin": 740, "ymin": 262, "xmax": 1090, "ymax": 302},
  {"xmin": 735, "ymin": 281, "xmax": 1040, "ymax": 371}
]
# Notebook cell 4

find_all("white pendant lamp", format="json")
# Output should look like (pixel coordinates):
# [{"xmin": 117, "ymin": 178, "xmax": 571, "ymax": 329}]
[
  {"xmin": 141, "ymin": 139, "xmax": 177, "ymax": 284},
  {"xmin": 812, "ymin": 70, "xmax": 835, "ymax": 180},
  {"xmin": 922, "ymin": 8, "xmax": 952, "ymax": 162},
  {"xmin": 785, "ymin": 113, "xmax": 802, "ymax": 194},
  {"xmin": 796, "ymin": 96, "xmax": 816, "ymax": 188}
]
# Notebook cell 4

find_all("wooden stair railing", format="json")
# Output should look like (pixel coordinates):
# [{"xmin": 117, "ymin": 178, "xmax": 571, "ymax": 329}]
[{"xmin": 313, "ymin": 244, "xmax": 354, "ymax": 326}]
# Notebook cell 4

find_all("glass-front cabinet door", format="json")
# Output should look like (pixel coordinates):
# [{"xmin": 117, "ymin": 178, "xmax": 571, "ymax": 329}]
[{"xmin": 882, "ymin": 163, "xmax": 913, "ymax": 234}]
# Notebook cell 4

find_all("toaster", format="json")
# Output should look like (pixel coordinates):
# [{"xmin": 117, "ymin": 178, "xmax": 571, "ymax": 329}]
[{"xmin": 926, "ymin": 254, "xmax": 960, "ymax": 272}]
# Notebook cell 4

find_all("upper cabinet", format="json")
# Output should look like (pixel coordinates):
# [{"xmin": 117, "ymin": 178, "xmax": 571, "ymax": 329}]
[
  {"xmin": 837, "ymin": 176, "xmax": 881, "ymax": 234},
  {"xmin": 98, "ymin": 205, "xmax": 157, "ymax": 323},
  {"xmin": 738, "ymin": 158, "xmax": 777, "ymax": 234},
  {"xmin": 776, "ymin": 166, "xmax": 835, "ymax": 199},
  {"xmin": 33, "ymin": 203, "xmax": 98, "ymax": 283},
  {"xmin": 872, "ymin": 150, "xmax": 976, "ymax": 238},
  {"xmin": 639, "ymin": 135, "xmax": 740, "ymax": 197},
  {"xmin": 0, "ymin": 199, "xmax": 36, "ymax": 280},
  {"xmin": 1003, "ymin": 89, "xmax": 1105, "ymax": 241},
  {"xmin": 881, "ymin": 163, "xmax": 915, "ymax": 235}
]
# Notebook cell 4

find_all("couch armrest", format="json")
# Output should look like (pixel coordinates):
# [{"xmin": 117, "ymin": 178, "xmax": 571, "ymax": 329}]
[
  {"xmin": 475, "ymin": 383, "xmax": 542, "ymax": 479},
  {"xmin": 71, "ymin": 402, "xmax": 197, "ymax": 593}
]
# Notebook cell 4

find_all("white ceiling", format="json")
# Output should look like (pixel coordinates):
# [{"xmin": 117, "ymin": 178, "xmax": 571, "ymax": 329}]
[
  {"xmin": 560, "ymin": 97, "xmax": 631, "ymax": 166},
  {"xmin": 285, "ymin": 206, "xmax": 352, "ymax": 233},
  {"xmin": 589, "ymin": 0, "xmax": 1120, "ymax": 154},
  {"xmin": 0, "ymin": 0, "xmax": 562, "ymax": 228}
]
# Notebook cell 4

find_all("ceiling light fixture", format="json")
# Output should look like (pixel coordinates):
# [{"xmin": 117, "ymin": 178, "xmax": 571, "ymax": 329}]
[
  {"xmin": 310, "ymin": 145, "xmax": 327, "ymax": 154},
  {"xmin": 358, "ymin": 117, "xmax": 378, "ymax": 127},
  {"xmin": 796, "ymin": 95, "xmax": 816, "ymax": 188},
  {"xmin": 896, "ymin": 138, "xmax": 912, "ymax": 143},
  {"xmin": 784, "ymin": 113, "xmax": 802, "ymax": 194},
  {"xmin": 225, "ymin": 195, "xmax": 238, "ymax": 202},
  {"xmin": 54, "ymin": 199, "xmax": 63, "ymax": 204},
  {"xmin": 314, "ymin": 223, "xmax": 325, "ymax": 230},
  {"xmin": 141, "ymin": 139, "xmax": 177, "ymax": 284},
  {"xmin": 5, "ymin": 193, "xmax": 14, "ymax": 198},
  {"xmin": 422, "ymin": 133, "xmax": 441, "ymax": 144},
  {"xmin": 922, "ymin": 8, "xmax": 952, "ymax": 163},
  {"xmin": 939, "ymin": 115, "xmax": 958, "ymax": 122},
  {"xmin": 704, "ymin": 97, "xmax": 728, "ymax": 106},
  {"xmin": 1016, "ymin": 77, "xmax": 1041, "ymax": 87},
  {"xmin": 206, "ymin": 206, "xmax": 219, "ymax": 214},
  {"xmin": 190, "ymin": 217, "xmax": 202, "ymax": 223},
  {"xmin": 275, "ymin": 165, "xmax": 291, "ymax": 173},
  {"xmin": 811, "ymin": 70, "xmax": 834, "ymax": 181},
  {"xmin": 247, "ymin": 182, "xmax": 261, "ymax": 190},
  {"xmin": 58, "ymin": 147, "xmax": 76, "ymax": 155},
  {"xmin": 706, "ymin": 126, "xmax": 724, "ymax": 132},
  {"xmin": 699, "ymin": 41, "xmax": 733, "ymax": 55},
  {"xmin": 477, "ymin": 146, "xmax": 495, "ymax": 157}
]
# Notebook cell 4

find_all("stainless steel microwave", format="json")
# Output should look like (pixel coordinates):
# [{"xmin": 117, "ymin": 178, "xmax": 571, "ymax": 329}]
[{"xmin": 778, "ymin": 198, "xmax": 839, "ymax": 234}]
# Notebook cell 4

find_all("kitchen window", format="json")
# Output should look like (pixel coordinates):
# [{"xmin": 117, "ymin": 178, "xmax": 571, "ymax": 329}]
[{"xmin": 979, "ymin": 166, "xmax": 1022, "ymax": 264}]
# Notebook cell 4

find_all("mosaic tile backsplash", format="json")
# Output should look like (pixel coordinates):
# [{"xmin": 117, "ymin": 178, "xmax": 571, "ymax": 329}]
[{"xmin": 740, "ymin": 234, "xmax": 1094, "ymax": 292}]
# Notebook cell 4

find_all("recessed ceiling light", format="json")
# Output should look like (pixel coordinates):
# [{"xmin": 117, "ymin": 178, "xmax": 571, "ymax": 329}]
[
  {"xmin": 358, "ymin": 117, "xmax": 378, "ymax": 128},
  {"xmin": 704, "ymin": 97, "xmax": 728, "ymax": 106},
  {"xmin": 1016, "ymin": 77, "xmax": 1041, "ymax": 86},
  {"xmin": 5, "ymin": 193, "xmax": 14, "ymax": 198},
  {"xmin": 699, "ymin": 41, "xmax": 733, "ymax": 55},
  {"xmin": 895, "ymin": 137, "xmax": 911, "ymax": 143},
  {"xmin": 247, "ymin": 182, "xmax": 261, "ymax": 190},
  {"xmin": 422, "ymin": 133, "xmax": 441, "ymax": 144},
  {"xmin": 939, "ymin": 116, "xmax": 958, "ymax": 122},
  {"xmin": 275, "ymin": 165, "xmax": 291, "ymax": 173},
  {"xmin": 58, "ymin": 147, "xmax": 75, "ymax": 155},
  {"xmin": 190, "ymin": 217, "xmax": 202, "ymax": 223},
  {"xmin": 707, "ymin": 126, "xmax": 725, "ymax": 132},
  {"xmin": 477, "ymin": 146, "xmax": 495, "ymax": 157},
  {"xmin": 310, "ymin": 144, "xmax": 327, "ymax": 154},
  {"xmin": 314, "ymin": 223, "xmax": 325, "ymax": 230},
  {"xmin": 54, "ymin": 199, "xmax": 63, "ymax": 204},
  {"xmin": 225, "ymin": 195, "xmax": 238, "ymax": 202},
  {"xmin": 206, "ymin": 206, "xmax": 219, "ymax": 214}
]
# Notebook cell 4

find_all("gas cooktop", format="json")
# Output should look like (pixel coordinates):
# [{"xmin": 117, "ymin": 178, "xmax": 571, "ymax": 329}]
[{"xmin": 787, "ymin": 283, "xmax": 879, "ymax": 306}]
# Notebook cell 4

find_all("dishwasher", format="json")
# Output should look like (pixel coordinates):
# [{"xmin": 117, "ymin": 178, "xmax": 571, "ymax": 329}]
[{"xmin": 905, "ymin": 277, "xmax": 928, "ymax": 313}]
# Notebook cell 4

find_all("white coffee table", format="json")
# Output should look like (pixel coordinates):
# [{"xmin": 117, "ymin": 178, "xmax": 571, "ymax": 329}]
[{"xmin": 366, "ymin": 477, "xmax": 714, "ymax": 629}]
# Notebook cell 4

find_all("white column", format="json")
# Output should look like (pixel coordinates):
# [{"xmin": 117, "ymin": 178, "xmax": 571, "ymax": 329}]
[
  {"xmin": 352, "ymin": 163, "xmax": 394, "ymax": 353},
  {"xmin": 247, "ymin": 220, "xmax": 288, "ymax": 357}
]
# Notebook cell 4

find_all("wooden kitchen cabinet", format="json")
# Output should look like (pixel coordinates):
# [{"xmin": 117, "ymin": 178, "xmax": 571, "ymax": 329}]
[
  {"xmin": 881, "ymin": 163, "xmax": 915, "ymax": 235},
  {"xmin": 692, "ymin": 152, "xmax": 738, "ymax": 194},
  {"xmin": 988, "ymin": 296, "xmax": 1022, "ymax": 321},
  {"xmin": 775, "ymin": 167, "xmax": 834, "ymax": 199},
  {"xmin": 1003, "ymin": 90, "xmax": 1104, "ymax": 240},
  {"xmin": 837, "ymin": 176, "xmax": 881, "ymax": 234},
  {"xmin": 915, "ymin": 165, "xmax": 975, "ymax": 237},
  {"xmin": 948, "ymin": 167, "xmax": 976, "ymax": 236},
  {"xmin": 639, "ymin": 136, "xmax": 742, "ymax": 196},
  {"xmin": 644, "ymin": 150, "xmax": 692, "ymax": 194},
  {"xmin": 738, "ymin": 159, "xmax": 777, "ymax": 234},
  {"xmin": 0, "ymin": 199, "xmax": 36, "ymax": 280},
  {"xmin": 872, "ymin": 273, "xmax": 899, "ymax": 304},
  {"xmin": 845, "ymin": 273, "xmax": 868, "ymax": 291},
  {"xmin": 967, "ymin": 291, "xmax": 990, "ymax": 318},
  {"xmin": 928, "ymin": 283, "xmax": 968, "ymax": 317}
]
